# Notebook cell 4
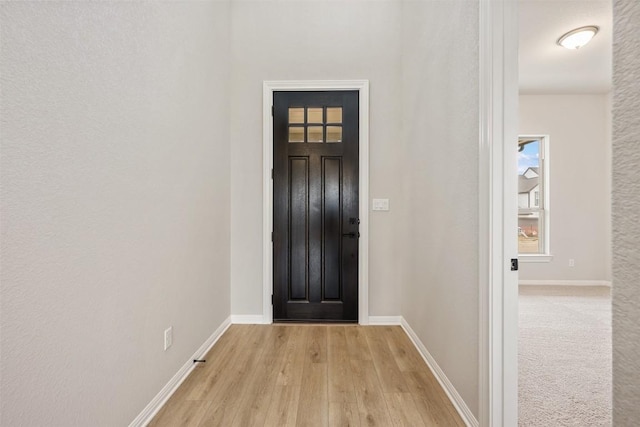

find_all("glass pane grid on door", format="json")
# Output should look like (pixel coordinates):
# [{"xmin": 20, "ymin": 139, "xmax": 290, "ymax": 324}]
[{"xmin": 288, "ymin": 107, "xmax": 343, "ymax": 144}]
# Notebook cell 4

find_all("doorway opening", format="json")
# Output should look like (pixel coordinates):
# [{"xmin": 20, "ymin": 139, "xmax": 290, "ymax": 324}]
[
  {"xmin": 517, "ymin": 1, "xmax": 613, "ymax": 424},
  {"xmin": 262, "ymin": 81, "xmax": 370, "ymax": 324}
]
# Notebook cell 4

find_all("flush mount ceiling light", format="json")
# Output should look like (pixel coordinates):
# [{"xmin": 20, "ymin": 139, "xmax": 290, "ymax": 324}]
[{"xmin": 557, "ymin": 26, "xmax": 599, "ymax": 50}]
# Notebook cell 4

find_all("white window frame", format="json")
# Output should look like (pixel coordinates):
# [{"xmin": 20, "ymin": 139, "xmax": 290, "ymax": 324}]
[{"xmin": 518, "ymin": 134, "xmax": 552, "ymax": 262}]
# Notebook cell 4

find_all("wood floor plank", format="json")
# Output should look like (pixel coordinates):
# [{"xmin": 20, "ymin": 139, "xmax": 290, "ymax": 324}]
[
  {"xmin": 328, "ymin": 326, "xmax": 357, "ymax": 403},
  {"xmin": 404, "ymin": 369, "xmax": 465, "ymax": 426},
  {"xmin": 383, "ymin": 326, "xmax": 426, "ymax": 372},
  {"xmin": 413, "ymin": 396, "xmax": 464, "ymax": 426},
  {"xmin": 277, "ymin": 325, "xmax": 309, "ymax": 386},
  {"xmin": 231, "ymin": 326, "xmax": 291, "ymax": 426},
  {"xmin": 364, "ymin": 326, "xmax": 409, "ymax": 393},
  {"xmin": 264, "ymin": 384, "xmax": 301, "ymax": 427},
  {"xmin": 296, "ymin": 362, "xmax": 328, "ymax": 427},
  {"xmin": 345, "ymin": 326, "xmax": 373, "ymax": 361},
  {"xmin": 196, "ymin": 326, "xmax": 274, "ymax": 426},
  {"xmin": 328, "ymin": 401, "xmax": 361, "ymax": 427},
  {"xmin": 350, "ymin": 358, "xmax": 393, "ymax": 427},
  {"xmin": 307, "ymin": 325, "xmax": 328, "ymax": 363},
  {"xmin": 384, "ymin": 392, "xmax": 425, "ymax": 427}
]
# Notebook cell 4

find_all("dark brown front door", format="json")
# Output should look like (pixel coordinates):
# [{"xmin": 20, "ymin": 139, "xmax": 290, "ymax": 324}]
[{"xmin": 273, "ymin": 91, "xmax": 359, "ymax": 322}]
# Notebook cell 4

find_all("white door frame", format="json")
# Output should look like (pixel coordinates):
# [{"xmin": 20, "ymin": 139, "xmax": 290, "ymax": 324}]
[
  {"xmin": 262, "ymin": 80, "xmax": 370, "ymax": 325},
  {"xmin": 478, "ymin": 1, "xmax": 519, "ymax": 426}
]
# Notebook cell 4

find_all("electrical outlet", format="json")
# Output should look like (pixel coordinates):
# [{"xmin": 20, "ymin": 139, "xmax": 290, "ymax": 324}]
[
  {"xmin": 568, "ymin": 259, "xmax": 575, "ymax": 267},
  {"xmin": 164, "ymin": 327, "xmax": 173, "ymax": 351}
]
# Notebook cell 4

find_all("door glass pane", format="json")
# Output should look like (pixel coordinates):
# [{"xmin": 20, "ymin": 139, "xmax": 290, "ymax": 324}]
[
  {"xmin": 288, "ymin": 126, "xmax": 304, "ymax": 143},
  {"xmin": 307, "ymin": 108, "xmax": 323, "ymax": 124},
  {"xmin": 289, "ymin": 108, "xmax": 304, "ymax": 124},
  {"xmin": 326, "ymin": 126, "xmax": 342, "ymax": 143},
  {"xmin": 326, "ymin": 107, "xmax": 342, "ymax": 123},
  {"xmin": 518, "ymin": 215, "xmax": 540, "ymax": 253},
  {"xmin": 307, "ymin": 126, "xmax": 324, "ymax": 143}
]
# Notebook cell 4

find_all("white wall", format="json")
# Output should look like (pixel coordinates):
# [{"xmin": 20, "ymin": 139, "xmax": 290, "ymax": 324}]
[
  {"xmin": 229, "ymin": 0, "xmax": 405, "ymax": 317},
  {"xmin": 0, "ymin": 2, "xmax": 231, "ymax": 425},
  {"xmin": 612, "ymin": 0, "xmax": 640, "ymax": 422},
  {"xmin": 401, "ymin": 0, "xmax": 480, "ymax": 418},
  {"xmin": 519, "ymin": 94, "xmax": 611, "ymax": 281}
]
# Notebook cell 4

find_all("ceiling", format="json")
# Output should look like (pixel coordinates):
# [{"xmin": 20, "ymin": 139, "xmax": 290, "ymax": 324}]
[{"xmin": 519, "ymin": 0, "xmax": 612, "ymax": 94}]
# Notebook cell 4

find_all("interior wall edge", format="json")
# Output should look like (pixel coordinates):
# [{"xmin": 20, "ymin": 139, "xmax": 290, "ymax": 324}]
[
  {"xmin": 400, "ymin": 317, "xmax": 479, "ymax": 427},
  {"xmin": 128, "ymin": 317, "xmax": 232, "ymax": 427}
]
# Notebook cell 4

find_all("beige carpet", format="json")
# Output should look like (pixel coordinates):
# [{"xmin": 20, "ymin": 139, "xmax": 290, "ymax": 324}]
[{"xmin": 519, "ymin": 286, "xmax": 612, "ymax": 426}]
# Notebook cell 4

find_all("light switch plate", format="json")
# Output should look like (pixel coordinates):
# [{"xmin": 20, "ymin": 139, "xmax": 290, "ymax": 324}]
[{"xmin": 372, "ymin": 199, "xmax": 390, "ymax": 211}]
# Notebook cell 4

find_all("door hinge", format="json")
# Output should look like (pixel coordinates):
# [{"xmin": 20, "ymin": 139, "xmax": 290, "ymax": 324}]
[
  {"xmin": 511, "ymin": 258, "xmax": 519, "ymax": 271},
  {"xmin": 271, "ymin": 168, "xmax": 273, "ymax": 179},
  {"xmin": 271, "ymin": 231, "xmax": 273, "ymax": 242},
  {"xmin": 271, "ymin": 294, "xmax": 274, "ymax": 305},
  {"xmin": 271, "ymin": 106, "xmax": 274, "ymax": 116}
]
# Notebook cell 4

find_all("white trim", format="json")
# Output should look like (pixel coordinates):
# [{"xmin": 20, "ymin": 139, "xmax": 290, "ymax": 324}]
[
  {"xmin": 400, "ymin": 317, "xmax": 478, "ymax": 427},
  {"xmin": 262, "ymin": 80, "xmax": 370, "ymax": 325},
  {"xmin": 519, "ymin": 280, "xmax": 612, "ymax": 287},
  {"xmin": 479, "ymin": 0, "xmax": 519, "ymax": 426},
  {"xmin": 230, "ymin": 314, "xmax": 268, "ymax": 324},
  {"xmin": 519, "ymin": 254, "xmax": 553, "ymax": 263},
  {"xmin": 128, "ymin": 317, "xmax": 232, "ymax": 427},
  {"xmin": 368, "ymin": 316, "xmax": 402, "ymax": 325}
]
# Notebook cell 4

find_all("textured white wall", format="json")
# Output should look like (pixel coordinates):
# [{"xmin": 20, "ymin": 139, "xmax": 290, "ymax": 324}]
[
  {"xmin": 519, "ymin": 94, "xmax": 611, "ymax": 281},
  {"xmin": 229, "ymin": 0, "xmax": 405, "ymax": 317},
  {"xmin": 0, "ymin": 2, "xmax": 231, "ymax": 425},
  {"xmin": 612, "ymin": 0, "xmax": 640, "ymax": 423},
  {"xmin": 400, "ymin": 0, "xmax": 480, "ymax": 417}
]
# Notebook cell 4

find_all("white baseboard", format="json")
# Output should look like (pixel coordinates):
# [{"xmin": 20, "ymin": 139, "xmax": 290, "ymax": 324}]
[
  {"xmin": 400, "ymin": 317, "xmax": 478, "ymax": 427},
  {"xmin": 368, "ymin": 315, "xmax": 402, "ymax": 325},
  {"xmin": 230, "ymin": 314, "xmax": 267, "ymax": 324},
  {"xmin": 519, "ymin": 279, "xmax": 612, "ymax": 287},
  {"xmin": 128, "ymin": 316, "xmax": 232, "ymax": 427}
]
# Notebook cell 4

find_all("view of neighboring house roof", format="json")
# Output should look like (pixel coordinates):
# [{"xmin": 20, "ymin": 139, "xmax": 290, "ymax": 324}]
[
  {"xmin": 519, "ymin": 175, "xmax": 539, "ymax": 194},
  {"xmin": 525, "ymin": 167, "xmax": 539, "ymax": 176}
]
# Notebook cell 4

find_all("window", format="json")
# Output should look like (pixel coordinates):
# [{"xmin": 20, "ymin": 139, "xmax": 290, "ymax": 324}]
[
  {"xmin": 287, "ymin": 106, "xmax": 343, "ymax": 143},
  {"xmin": 518, "ymin": 136, "xmax": 549, "ymax": 257}
]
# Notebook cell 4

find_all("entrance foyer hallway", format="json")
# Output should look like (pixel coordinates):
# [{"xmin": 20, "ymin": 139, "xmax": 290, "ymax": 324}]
[{"xmin": 149, "ymin": 325, "xmax": 465, "ymax": 426}]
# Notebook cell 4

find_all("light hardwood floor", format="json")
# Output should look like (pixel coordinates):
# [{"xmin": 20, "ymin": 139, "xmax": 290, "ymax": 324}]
[{"xmin": 149, "ymin": 325, "xmax": 465, "ymax": 427}]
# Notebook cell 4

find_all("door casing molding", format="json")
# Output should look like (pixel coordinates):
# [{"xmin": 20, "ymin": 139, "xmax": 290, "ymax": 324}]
[
  {"xmin": 262, "ymin": 80, "xmax": 370, "ymax": 325},
  {"xmin": 478, "ymin": 1, "xmax": 519, "ymax": 426}
]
